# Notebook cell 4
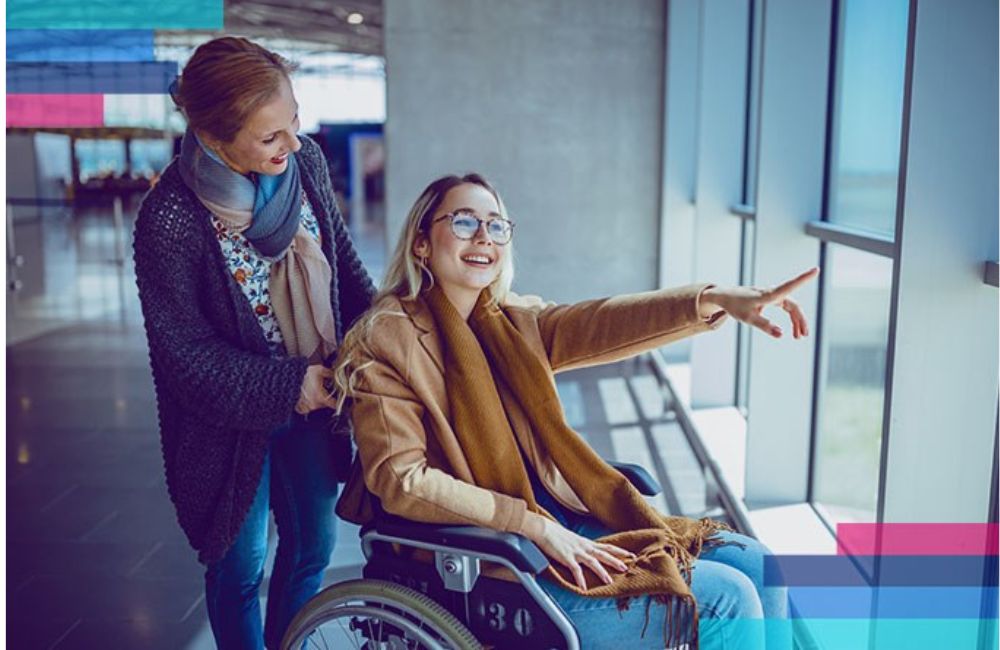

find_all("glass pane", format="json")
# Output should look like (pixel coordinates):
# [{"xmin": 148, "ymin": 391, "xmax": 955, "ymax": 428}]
[
  {"xmin": 75, "ymin": 139, "xmax": 127, "ymax": 182},
  {"xmin": 828, "ymin": 0, "xmax": 909, "ymax": 236},
  {"xmin": 103, "ymin": 94, "xmax": 170, "ymax": 129},
  {"xmin": 813, "ymin": 244, "xmax": 893, "ymax": 524},
  {"xmin": 129, "ymin": 139, "xmax": 172, "ymax": 179}
]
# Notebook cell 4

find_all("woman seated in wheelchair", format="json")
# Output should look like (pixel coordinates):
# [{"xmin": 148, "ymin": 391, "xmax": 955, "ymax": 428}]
[{"xmin": 333, "ymin": 173, "xmax": 813, "ymax": 649}]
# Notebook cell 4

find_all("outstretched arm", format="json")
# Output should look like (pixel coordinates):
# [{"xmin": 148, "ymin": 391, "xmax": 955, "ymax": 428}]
[{"xmin": 532, "ymin": 283, "xmax": 729, "ymax": 373}]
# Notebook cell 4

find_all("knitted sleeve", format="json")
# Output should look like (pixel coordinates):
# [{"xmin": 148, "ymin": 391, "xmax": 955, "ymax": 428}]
[{"xmin": 133, "ymin": 193, "xmax": 309, "ymax": 431}]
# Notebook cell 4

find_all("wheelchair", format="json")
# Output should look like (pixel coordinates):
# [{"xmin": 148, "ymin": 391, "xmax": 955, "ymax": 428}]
[{"xmin": 281, "ymin": 461, "xmax": 664, "ymax": 650}]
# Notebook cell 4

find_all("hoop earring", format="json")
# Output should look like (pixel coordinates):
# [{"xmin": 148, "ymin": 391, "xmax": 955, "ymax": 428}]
[{"xmin": 416, "ymin": 256, "xmax": 434, "ymax": 288}]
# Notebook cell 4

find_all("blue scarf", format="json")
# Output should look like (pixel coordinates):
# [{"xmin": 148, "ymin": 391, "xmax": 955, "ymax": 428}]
[
  {"xmin": 177, "ymin": 128, "xmax": 337, "ymax": 363},
  {"xmin": 178, "ymin": 128, "xmax": 302, "ymax": 258}
]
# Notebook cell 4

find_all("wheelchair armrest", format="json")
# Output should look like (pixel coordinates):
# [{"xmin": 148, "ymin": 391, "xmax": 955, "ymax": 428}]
[
  {"xmin": 607, "ymin": 461, "xmax": 661, "ymax": 496},
  {"xmin": 368, "ymin": 517, "xmax": 550, "ymax": 574}
]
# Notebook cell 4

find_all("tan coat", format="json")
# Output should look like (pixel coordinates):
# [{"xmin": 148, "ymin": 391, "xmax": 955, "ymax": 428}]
[{"xmin": 338, "ymin": 283, "xmax": 728, "ymax": 537}]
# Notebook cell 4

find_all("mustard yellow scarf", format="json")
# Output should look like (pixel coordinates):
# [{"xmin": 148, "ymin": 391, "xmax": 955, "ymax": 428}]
[{"xmin": 425, "ymin": 284, "xmax": 735, "ymax": 648}]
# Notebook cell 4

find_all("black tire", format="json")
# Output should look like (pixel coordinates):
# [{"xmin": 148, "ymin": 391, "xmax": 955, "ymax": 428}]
[{"xmin": 281, "ymin": 578, "xmax": 482, "ymax": 650}]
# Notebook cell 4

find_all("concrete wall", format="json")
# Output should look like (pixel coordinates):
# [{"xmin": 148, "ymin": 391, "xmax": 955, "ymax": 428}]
[
  {"xmin": 879, "ymin": 0, "xmax": 998, "ymax": 525},
  {"xmin": 383, "ymin": 0, "xmax": 666, "ymax": 302},
  {"xmin": 743, "ymin": 0, "xmax": 831, "ymax": 505}
]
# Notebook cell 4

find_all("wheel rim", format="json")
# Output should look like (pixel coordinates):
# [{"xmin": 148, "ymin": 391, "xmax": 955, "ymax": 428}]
[{"xmin": 286, "ymin": 594, "xmax": 462, "ymax": 650}]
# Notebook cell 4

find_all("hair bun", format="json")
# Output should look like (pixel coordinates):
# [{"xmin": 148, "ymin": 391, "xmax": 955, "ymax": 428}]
[
  {"xmin": 168, "ymin": 76, "xmax": 183, "ymax": 108},
  {"xmin": 175, "ymin": 36, "xmax": 295, "ymax": 142}
]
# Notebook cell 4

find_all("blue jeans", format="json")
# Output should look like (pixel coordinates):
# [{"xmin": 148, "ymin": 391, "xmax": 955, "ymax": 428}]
[
  {"xmin": 534, "ymin": 487, "xmax": 790, "ymax": 649},
  {"xmin": 204, "ymin": 418, "xmax": 340, "ymax": 650}
]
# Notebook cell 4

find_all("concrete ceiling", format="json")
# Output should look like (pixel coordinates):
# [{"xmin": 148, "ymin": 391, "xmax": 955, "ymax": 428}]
[{"xmin": 159, "ymin": 0, "xmax": 383, "ymax": 55}]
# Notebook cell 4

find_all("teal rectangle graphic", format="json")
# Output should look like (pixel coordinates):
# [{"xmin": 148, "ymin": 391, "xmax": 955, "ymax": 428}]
[
  {"xmin": 7, "ymin": 0, "xmax": 223, "ymax": 29},
  {"xmin": 699, "ymin": 618, "xmax": 996, "ymax": 649},
  {"xmin": 794, "ymin": 619, "xmax": 992, "ymax": 650}
]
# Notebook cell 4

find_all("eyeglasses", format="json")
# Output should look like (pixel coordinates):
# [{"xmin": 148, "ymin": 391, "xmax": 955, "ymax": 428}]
[{"xmin": 431, "ymin": 210, "xmax": 515, "ymax": 245}]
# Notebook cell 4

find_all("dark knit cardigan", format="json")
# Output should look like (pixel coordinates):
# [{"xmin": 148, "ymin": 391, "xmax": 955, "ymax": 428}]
[{"xmin": 133, "ymin": 136, "xmax": 376, "ymax": 564}]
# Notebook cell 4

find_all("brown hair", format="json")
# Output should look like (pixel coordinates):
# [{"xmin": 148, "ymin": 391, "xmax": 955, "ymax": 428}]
[{"xmin": 172, "ymin": 36, "xmax": 298, "ymax": 143}]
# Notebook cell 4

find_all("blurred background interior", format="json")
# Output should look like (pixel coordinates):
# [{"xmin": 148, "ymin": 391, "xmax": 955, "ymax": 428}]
[{"xmin": 6, "ymin": 0, "xmax": 998, "ymax": 648}]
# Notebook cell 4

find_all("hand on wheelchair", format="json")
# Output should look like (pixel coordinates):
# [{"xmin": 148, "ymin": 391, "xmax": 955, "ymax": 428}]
[{"xmin": 527, "ymin": 518, "xmax": 636, "ymax": 590}]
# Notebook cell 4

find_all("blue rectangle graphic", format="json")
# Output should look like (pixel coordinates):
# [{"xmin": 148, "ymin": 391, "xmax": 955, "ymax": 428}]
[
  {"xmin": 765, "ymin": 555, "xmax": 997, "ymax": 587},
  {"xmin": 788, "ymin": 586, "xmax": 997, "ymax": 619},
  {"xmin": 8, "ymin": 62, "xmax": 178, "ymax": 94},
  {"xmin": 7, "ymin": 30, "xmax": 155, "ymax": 62},
  {"xmin": 7, "ymin": 0, "xmax": 223, "ymax": 29}
]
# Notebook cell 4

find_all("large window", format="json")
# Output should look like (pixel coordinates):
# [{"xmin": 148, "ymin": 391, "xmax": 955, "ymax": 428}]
[
  {"xmin": 810, "ymin": 0, "xmax": 910, "ymax": 526},
  {"xmin": 812, "ymin": 245, "xmax": 892, "ymax": 523},
  {"xmin": 75, "ymin": 139, "xmax": 127, "ymax": 182},
  {"xmin": 129, "ymin": 139, "xmax": 172, "ymax": 178},
  {"xmin": 827, "ymin": 0, "xmax": 909, "ymax": 236}
]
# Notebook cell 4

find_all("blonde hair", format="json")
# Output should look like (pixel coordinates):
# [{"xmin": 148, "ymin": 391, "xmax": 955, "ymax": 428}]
[{"xmin": 332, "ymin": 173, "xmax": 515, "ymax": 412}]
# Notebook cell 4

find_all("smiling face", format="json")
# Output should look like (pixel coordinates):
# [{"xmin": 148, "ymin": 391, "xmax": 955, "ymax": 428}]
[
  {"xmin": 201, "ymin": 76, "xmax": 301, "ymax": 176},
  {"xmin": 413, "ymin": 183, "xmax": 509, "ymax": 303}
]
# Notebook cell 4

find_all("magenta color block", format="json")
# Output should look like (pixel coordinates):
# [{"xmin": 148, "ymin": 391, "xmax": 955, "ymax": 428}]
[
  {"xmin": 836, "ymin": 523, "xmax": 999, "ymax": 556},
  {"xmin": 7, "ymin": 94, "xmax": 104, "ymax": 127}
]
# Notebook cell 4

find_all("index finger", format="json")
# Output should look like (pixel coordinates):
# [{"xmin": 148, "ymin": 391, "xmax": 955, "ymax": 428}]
[{"xmin": 769, "ymin": 267, "xmax": 819, "ymax": 299}]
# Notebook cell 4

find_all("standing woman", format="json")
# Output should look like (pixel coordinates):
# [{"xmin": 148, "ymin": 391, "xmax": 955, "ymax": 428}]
[{"xmin": 132, "ymin": 37, "xmax": 375, "ymax": 649}]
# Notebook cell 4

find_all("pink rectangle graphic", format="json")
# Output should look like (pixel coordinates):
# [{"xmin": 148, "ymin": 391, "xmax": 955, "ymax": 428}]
[
  {"xmin": 836, "ymin": 523, "xmax": 999, "ymax": 556},
  {"xmin": 7, "ymin": 94, "xmax": 104, "ymax": 127}
]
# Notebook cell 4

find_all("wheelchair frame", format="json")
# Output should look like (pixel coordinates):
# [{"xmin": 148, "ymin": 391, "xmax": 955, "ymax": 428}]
[{"xmin": 282, "ymin": 461, "xmax": 662, "ymax": 650}]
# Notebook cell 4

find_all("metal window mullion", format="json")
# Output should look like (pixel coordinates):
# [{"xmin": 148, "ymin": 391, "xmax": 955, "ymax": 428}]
[
  {"xmin": 984, "ymin": 261, "xmax": 999, "ymax": 287},
  {"xmin": 875, "ymin": 0, "xmax": 920, "ymax": 531},
  {"xmin": 806, "ymin": 238, "xmax": 830, "ymax": 517},
  {"xmin": 648, "ymin": 350, "xmax": 756, "ymax": 537},
  {"xmin": 729, "ymin": 203, "xmax": 756, "ymax": 220},
  {"xmin": 804, "ymin": 220, "xmax": 896, "ymax": 259}
]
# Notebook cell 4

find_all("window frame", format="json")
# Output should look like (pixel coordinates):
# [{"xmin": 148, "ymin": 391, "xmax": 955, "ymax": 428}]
[{"xmin": 804, "ymin": 0, "xmax": 916, "ymax": 534}]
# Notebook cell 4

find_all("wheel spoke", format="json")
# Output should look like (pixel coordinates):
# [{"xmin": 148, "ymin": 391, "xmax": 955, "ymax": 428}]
[
  {"xmin": 316, "ymin": 625, "xmax": 331, "ymax": 650},
  {"xmin": 365, "ymin": 614, "xmax": 378, "ymax": 648},
  {"xmin": 375, "ymin": 602, "xmax": 386, "ymax": 646},
  {"xmin": 416, "ymin": 617, "xmax": 429, "ymax": 649},
  {"xmin": 336, "ymin": 616, "xmax": 363, "ymax": 650},
  {"xmin": 285, "ymin": 581, "xmax": 477, "ymax": 650}
]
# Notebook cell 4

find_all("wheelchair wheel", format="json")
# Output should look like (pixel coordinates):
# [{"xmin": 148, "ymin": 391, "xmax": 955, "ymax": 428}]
[{"xmin": 281, "ymin": 578, "xmax": 482, "ymax": 650}]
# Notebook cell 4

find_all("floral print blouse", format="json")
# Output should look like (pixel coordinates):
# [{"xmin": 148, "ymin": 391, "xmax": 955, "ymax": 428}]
[{"xmin": 212, "ymin": 191, "xmax": 322, "ymax": 355}]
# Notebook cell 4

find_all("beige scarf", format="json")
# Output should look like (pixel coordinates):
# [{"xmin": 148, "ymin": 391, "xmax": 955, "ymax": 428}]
[
  {"xmin": 424, "ymin": 284, "xmax": 735, "ymax": 649},
  {"xmin": 207, "ymin": 197, "xmax": 336, "ymax": 364}
]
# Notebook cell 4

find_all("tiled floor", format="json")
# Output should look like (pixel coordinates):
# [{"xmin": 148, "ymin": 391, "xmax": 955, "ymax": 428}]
[{"xmin": 7, "ymin": 206, "xmax": 724, "ymax": 649}]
